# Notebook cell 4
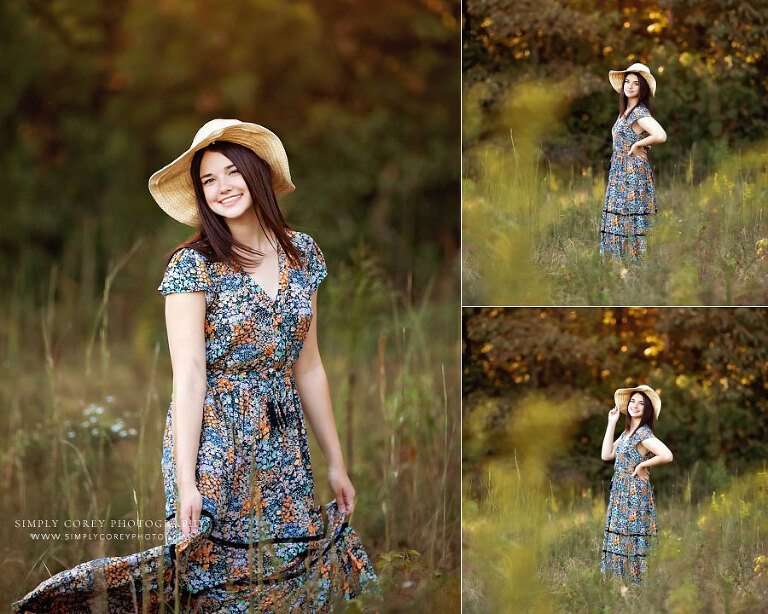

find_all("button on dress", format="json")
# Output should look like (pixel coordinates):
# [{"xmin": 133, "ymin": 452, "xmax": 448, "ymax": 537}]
[
  {"xmin": 601, "ymin": 424, "xmax": 658, "ymax": 584},
  {"xmin": 12, "ymin": 229, "xmax": 378, "ymax": 613},
  {"xmin": 600, "ymin": 104, "xmax": 658, "ymax": 261}
]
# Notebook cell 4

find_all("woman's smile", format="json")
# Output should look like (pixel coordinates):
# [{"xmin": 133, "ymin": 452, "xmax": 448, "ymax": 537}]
[{"xmin": 220, "ymin": 193, "xmax": 243, "ymax": 205}]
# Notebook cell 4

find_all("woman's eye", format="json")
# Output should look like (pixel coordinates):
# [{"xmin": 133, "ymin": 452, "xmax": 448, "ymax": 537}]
[
  {"xmin": 202, "ymin": 178, "xmax": 213, "ymax": 185},
  {"xmin": 230, "ymin": 169, "xmax": 240, "ymax": 175}
]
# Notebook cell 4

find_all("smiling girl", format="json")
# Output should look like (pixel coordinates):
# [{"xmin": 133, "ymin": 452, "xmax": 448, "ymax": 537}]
[
  {"xmin": 12, "ymin": 119, "xmax": 378, "ymax": 613},
  {"xmin": 600, "ymin": 384, "xmax": 673, "ymax": 585},
  {"xmin": 600, "ymin": 63, "xmax": 668, "ymax": 261}
]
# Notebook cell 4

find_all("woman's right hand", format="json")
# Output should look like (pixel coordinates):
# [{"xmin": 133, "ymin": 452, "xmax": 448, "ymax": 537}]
[
  {"xmin": 608, "ymin": 406, "xmax": 620, "ymax": 424},
  {"xmin": 177, "ymin": 482, "xmax": 203, "ymax": 539}
]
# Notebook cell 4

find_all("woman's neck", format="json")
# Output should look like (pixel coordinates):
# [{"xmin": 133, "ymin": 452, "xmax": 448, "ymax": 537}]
[
  {"xmin": 624, "ymin": 97, "xmax": 639, "ymax": 116},
  {"xmin": 226, "ymin": 209, "xmax": 276, "ymax": 253},
  {"xmin": 629, "ymin": 416, "xmax": 642, "ymax": 431}
]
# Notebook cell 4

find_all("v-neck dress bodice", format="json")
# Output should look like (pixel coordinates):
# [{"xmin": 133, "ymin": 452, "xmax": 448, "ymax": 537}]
[
  {"xmin": 164, "ymin": 233, "xmax": 314, "ymax": 378},
  {"xmin": 600, "ymin": 103, "xmax": 658, "ymax": 261},
  {"xmin": 11, "ymin": 229, "xmax": 378, "ymax": 613}
]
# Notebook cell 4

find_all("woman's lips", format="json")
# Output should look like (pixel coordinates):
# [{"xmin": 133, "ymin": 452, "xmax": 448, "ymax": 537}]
[{"xmin": 220, "ymin": 194, "xmax": 242, "ymax": 205}]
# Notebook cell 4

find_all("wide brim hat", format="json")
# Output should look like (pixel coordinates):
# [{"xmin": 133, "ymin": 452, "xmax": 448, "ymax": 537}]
[
  {"xmin": 614, "ymin": 384, "xmax": 661, "ymax": 419},
  {"xmin": 609, "ymin": 62, "xmax": 657, "ymax": 97},
  {"xmin": 148, "ymin": 119, "xmax": 295, "ymax": 226}
]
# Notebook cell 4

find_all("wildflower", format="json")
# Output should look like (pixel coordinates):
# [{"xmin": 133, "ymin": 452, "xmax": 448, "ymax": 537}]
[
  {"xmin": 757, "ymin": 239, "xmax": 768, "ymax": 261},
  {"xmin": 710, "ymin": 491, "xmax": 720, "ymax": 514},
  {"xmin": 740, "ymin": 500, "xmax": 751, "ymax": 519},
  {"xmin": 720, "ymin": 492, "xmax": 732, "ymax": 516}
]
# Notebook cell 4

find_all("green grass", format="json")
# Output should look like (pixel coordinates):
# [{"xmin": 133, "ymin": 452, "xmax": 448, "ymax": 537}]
[
  {"xmin": 462, "ymin": 84, "xmax": 768, "ymax": 305},
  {"xmin": 0, "ymin": 234, "xmax": 460, "ymax": 611},
  {"xmin": 462, "ymin": 396, "xmax": 768, "ymax": 613}
]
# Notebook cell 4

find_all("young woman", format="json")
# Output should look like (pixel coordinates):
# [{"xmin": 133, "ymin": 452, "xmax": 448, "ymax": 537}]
[
  {"xmin": 600, "ymin": 63, "xmax": 668, "ymax": 261},
  {"xmin": 600, "ymin": 384, "xmax": 673, "ymax": 585},
  {"xmin": 12, "ymin": 119, "xmax": 378, "ymax": 612}
]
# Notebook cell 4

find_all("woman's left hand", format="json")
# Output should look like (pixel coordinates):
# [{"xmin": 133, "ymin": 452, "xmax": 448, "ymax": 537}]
[
  {"xmin": 328, "ymin": 465, "xmax": 356, "ymax": 517},
  {"xmin": 632, "ymin": 464, "xmax": 650, "ymax": 482},
  {"xmin": 630, "ymin": 143, "xmax": 648, "ymax": 161}
]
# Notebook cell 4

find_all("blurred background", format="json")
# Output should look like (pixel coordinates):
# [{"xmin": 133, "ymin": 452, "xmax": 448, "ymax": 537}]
[
  {"xmin": 1, "ymin": 1, "xmax": 460, "ymax": 610},
  {"xmin": 462, "ymin": 0, "xmax": 768, "ymax": 305},
  {"xmin": 463, "ymin": 307, "xmax": 768, "ymax": 612}
]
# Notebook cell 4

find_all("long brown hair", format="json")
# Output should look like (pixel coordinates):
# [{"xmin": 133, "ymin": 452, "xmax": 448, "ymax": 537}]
[
  {"xmin": 618, "ymin": 72, "xmax": 652, "ymax": 118},
  {"xmin": 166, "ymin": 141, "xmax": 302, "ymax": 269}
]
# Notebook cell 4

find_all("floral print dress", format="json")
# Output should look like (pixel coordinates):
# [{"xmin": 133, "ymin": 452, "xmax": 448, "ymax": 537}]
[
  {"xmin": 600, "ymin": 103, "xmax": 658, "ymax": 261},
  {"xmin": 12, "ymin": 230, "xmax": 378, "ymax": 613},
  {"xmin": 601, "ymin": 424, "xmax": 658, "ymax": 584}
]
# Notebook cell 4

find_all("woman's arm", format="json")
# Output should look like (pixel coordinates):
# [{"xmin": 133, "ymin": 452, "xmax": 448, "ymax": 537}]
[
  {"xmin": 634, "ymin": 116, "xmax": 667, "ymax": 146},
  {"xmin": 632, "ymin": 436, "xmax": 673, "ymax": 480},
  {"xmin": 629, "ymin": 116, "xmax": 666, "ymax": 161},
  {"xmin": 601, "ymin": 406, "xmax": 622, "ymax": 461},
  {"xmin": 637, "ymin": 437, "xmax": 673, "ymax": 466},
  {"xmin": 164, "ymin": 291, "xmax": 207, "ymax": 537},
  {"xmin": 292, "ymin": 292, "xmax": 355, "ymax": 515}
]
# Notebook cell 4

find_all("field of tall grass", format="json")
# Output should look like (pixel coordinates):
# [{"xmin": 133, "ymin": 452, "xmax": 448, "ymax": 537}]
[
  {"xmin": 463, "ymin": 396, "xmax": 768, "ymax": 613},
  {"xmin": 0, "ymin": 232, "xmax": 460, "ymax": 611},
  {"xmin": 462, "ymin": 82, "xmax": 768, "ymax": 305}
]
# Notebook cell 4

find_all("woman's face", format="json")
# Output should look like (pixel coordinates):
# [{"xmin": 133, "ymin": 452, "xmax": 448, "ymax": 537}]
[
  {"xmin": 627, "ymin": 393, "xmax": 646, "ymax": 418},
  {"xmin": 623, "ymin": 74, "xmax": 640, "ymax": 98},
  {"xmin": 199, "ymin": 150, "xmax": 254, "ymax": 220}
]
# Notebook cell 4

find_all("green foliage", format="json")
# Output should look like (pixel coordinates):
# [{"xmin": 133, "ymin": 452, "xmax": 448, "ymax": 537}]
[
  {"xmin": 0, "ymin": 0, "xmax": 459, "ymax": 300},
  {"xmin": 463, "ymin": 307, "xmax": 768, "ymax": 494},
  {"xmin": 464, "ymin": 0, "xmax": 768, "ymax": 170}
]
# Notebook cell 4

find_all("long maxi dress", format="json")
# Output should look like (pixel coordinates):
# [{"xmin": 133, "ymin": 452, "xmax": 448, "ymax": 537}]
[
  {"xmin": 12, "ymin": 229, "xmax": 378, "ymax": 613},
  {"xmin": 600, "ymin": 103, "xmax": 658, "ymax": 261},
  {"xmin": 601, "ymin": 424, "xmax": 658, "ymax": 584}
]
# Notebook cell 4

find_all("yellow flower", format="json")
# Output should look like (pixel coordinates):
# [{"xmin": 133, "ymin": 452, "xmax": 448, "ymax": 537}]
[
  {"xmin": 757, "ymin": 238, "xmax": 768, "ymax": 261},
  {"xmin": 713, "ymin": 173, "xmax": 721, "ymax": 195},
  {"xmin": 740, "ymin": 500, "xmax": 751, "ymax": 519}
]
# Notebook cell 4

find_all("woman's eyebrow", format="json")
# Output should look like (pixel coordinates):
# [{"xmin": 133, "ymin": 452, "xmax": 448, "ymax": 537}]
[{"xmin": 200, "ymin": 164, "xmax": 236, "ymax": 180}]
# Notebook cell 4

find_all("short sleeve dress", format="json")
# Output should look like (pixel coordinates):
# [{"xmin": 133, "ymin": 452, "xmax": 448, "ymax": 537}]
[
  {"xmin": 600, "ymin": 104, "xmax": 658, "ymax": 261},
  {"xmin": 12, "ymin": 229, "xmax": 378, "ymax": 613},
  {"xmin": 601, "ymin": 424, "xmax": 658, "ymax": 584}
]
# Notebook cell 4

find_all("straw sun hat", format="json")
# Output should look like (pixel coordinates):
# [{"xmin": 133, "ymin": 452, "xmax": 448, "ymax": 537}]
[
  {"xmin": 148, "ymin": 119, "xmax": 295, "ymax": 226},
  {"xmin": 614, "ymin": 384, "xmax": 661, "ymax": 420},
  {"xmin": 608, "ymin": 62, "xmax": 657, "ymax": 97}
]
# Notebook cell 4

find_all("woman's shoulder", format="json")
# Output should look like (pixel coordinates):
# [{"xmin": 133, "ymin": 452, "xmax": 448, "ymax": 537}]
[
  {"xmin": 286, "ymin": 229, "xmax": 325, "ymax": 263},
  {"xmin": 158, "ymin": 245, "xmax": 213, "ymax": 296},
  {"xmin": 165, "ymin": 245, "xmax": 211, "ymax": 270},
  {"xmin": 630, "ymin": 104, "xmax": 652, "ymax": 120},
  {"xmin": 635, "ymin": 424, "xmax": 655, "ymax": 439},
  {"xmin": 286, "ymin": 229, "xmax": 327, "ymax": 291},
  {"xmin": 287, "ymin": 229, "xmax": 318, "ymax": 250}
]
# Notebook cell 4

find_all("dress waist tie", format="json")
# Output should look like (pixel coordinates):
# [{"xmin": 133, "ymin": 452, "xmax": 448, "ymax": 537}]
[{"xmin": 207, "ymin": 367, "xmax": 295, "ymax": 433}]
